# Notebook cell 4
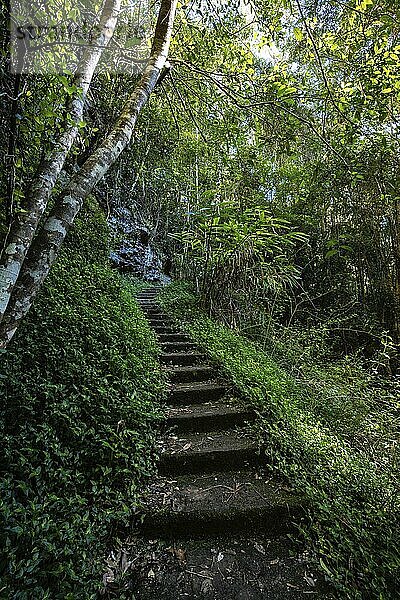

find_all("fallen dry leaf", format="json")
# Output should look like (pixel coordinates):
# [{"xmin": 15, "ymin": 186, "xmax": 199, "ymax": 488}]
[
  {"xmin": 254, "ymin": 542, "xmax": 266, "ymax": 555},
  {"xmin": 167, "ymin": 546, "xmax": 187, "ymax": 565},
  {"xmin": 304, "ymin": 573, "xmax": 316, "ymax": 587}
]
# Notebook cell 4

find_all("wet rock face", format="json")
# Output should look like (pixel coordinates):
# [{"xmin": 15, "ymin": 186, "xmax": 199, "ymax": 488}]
[{"xmin": 108, "ymin": 208, "xmax": 170, "ymax": 283}]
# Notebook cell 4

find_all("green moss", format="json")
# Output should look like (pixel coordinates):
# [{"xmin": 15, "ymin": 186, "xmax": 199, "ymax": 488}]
[
  {"xmin": 159, "ymin": 281, "xmax": 399, "ymax": 600},
  {"xmin": 0, "ymin": 201, "xmax": 166, "ymax": 599}
]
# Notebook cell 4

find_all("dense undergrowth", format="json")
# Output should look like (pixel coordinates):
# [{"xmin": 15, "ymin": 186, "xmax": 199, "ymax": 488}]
[
  {"xmin": 0, "ymin": 201, "xmax": 165, "ymax": 599},
  {"xmin": 159, "ymin": 281, "xmax": 399, "ymax": 600}
]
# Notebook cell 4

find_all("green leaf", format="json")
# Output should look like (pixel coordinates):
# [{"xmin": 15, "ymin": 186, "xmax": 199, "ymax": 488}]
[{"xmin": 293, "ymin": 27, "xmax": 304, "ymax": 42}]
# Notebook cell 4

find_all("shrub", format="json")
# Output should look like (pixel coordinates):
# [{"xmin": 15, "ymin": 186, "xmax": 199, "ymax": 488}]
[{"xmin": 0, "ymin": 201, "xmax": 166, "ymax": 599}]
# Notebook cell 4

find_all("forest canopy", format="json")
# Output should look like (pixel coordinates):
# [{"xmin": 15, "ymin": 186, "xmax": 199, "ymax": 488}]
[{"xmin": 1, "ymin": 0, "xmax": 400, "ymax": 346}]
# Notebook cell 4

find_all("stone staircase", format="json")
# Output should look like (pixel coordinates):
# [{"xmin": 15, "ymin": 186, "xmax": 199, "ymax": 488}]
[
  {"xmin": 136, "ymin": 286, "xmax": 302, "ymax": 536},
  {"xmin": 128, "ymin": 285, "xmax": 332, "ymax": 599}
]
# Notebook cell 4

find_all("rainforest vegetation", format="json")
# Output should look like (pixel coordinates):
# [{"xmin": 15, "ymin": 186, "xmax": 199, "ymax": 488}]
[{"xmin": 0, "ymin": 0, "xmax": 399, "ymax": 598}]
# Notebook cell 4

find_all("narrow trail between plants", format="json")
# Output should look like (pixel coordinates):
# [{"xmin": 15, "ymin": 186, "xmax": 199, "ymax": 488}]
[{"xmin": 130, "ymin": 285, "xmax": 334, "ymax": 599}]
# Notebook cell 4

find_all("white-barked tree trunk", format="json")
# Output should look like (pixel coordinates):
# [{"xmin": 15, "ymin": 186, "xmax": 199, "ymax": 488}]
[
  {"xmin": 0, "ymin": 0, "xmax": 178, "ymax": 348},
  {"xmin": 0, "ymin": 0, "xmax": 121, "ymax": 325}
]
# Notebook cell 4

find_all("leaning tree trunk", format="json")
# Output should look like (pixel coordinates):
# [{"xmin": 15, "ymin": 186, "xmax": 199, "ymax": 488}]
[
  {"xmin": 0, "ymin": 0, "xmax": 121, "ymax": 323},
  {"xmin": 0, "ymin": 0, "xmax": 177, "ymax": 348}
]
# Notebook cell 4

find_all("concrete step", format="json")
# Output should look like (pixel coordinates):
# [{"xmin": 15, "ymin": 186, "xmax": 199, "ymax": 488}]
[
  {"xmin": 160, "ymin": 352, "xmax": 206, "ymax": 366},
  {"xmin": 169, "ymin": 381, "xmax": 227, "ymax": 404},
  {"xmin": 149, "ymin": 319, "xmax": 174, "ymax": 328},
  {"xmin": 148, "ymin": 315, "xmax": 173, "ymax": 323},
  {"xmin": 166, "ymin": 365, "xmax": 217, "ymax": 383},
  {"xmin": 139, "ymin": 301, "xmax": 160, "ymax": 307},
  {"xmin": 139, "ymin": 302, "xmax": 159, "ymax": 307},
  {"xmin": 145, "ymin": 312, "xmax": 171, "ymax": 320},
  {"xmin": 138, "ymin": 292, "xmax": 159, "ymax": 296},
  {"xmin": 161, "ymin": 341, "xmax": 198, "ymax": 353},
  {"xmin": 158, "ymin": 429, "xmax": 261, "ymax": 474},
  {"xmin": 142, "ymin": 469, "xmax": 302, "ymax": 535},
  {"xmin": 130, "ymin": 537, "xmax": 333, "ymax": 599},
  {"xmin": 138, "ymin": 288, "xmax": 161, "ymax": 294},
  {"xmin": 158, "ymin": 333, "xmax": 191, "ymax": 343},
  {"xmin": 166, "ymin": 400, "xmax": 255, "ymax": 432},
  {"xmin": 148, "ymin": 316, "xmax": 169, "ymax": 322},
  {"xmin": 153, "ymin": 326, "xmax": 178, "ymax": 335}
]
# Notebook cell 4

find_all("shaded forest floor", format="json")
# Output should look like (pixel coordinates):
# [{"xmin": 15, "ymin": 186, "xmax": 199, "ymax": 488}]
[{"xmin": 104, "ymin": 534, "xmax": 334, "ymax": 599}]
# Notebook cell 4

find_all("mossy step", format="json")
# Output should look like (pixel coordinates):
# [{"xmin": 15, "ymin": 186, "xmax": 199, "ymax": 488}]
[
  {"xmin": 166, "ymin": 365, "xmax": 217, "ymax": 383},
  {"xmin": 139, "ymin": 302, "xmax": 161, "ymax": 312},
  {"xmin": 142, "ymin": 469, "xmax": 302, "ymax": 536},
  {"xmin": 161, "ymin": 341, "xmax": 198, "ymax": 353},
  {"xmin": 137, "ymin": 297, "xmax": 159, "ymax": 302},
  {"xmin": 160, "ymin": 352, "xmax": 206, "ymax": 366},
  {"xmin": 143, "ymin": 313, "xmax": 169, "ymax": 320},
  {"xmin": 149, "ymin": 319, "xmax": 174, "ymax": 328},
  {"xmin": 166, "ymin": 400, "xmax": 255, "ymax": 432},
  {"xmin": 129, "ymin": 535, "xmax": 333, "ymax": 599},
  {"xmin": 138, "ymin": 290, "xmax": 159, "ymax": 295},
  {"xmin": 158, "ymin": 333, "xmax": 191, "ymax": 343},
  {"xmin": 149, "ymin": 321, "xmax": 174, "ymax": 329},
  {"xmin": 153, "ymin": 326, "xmax": 179, "ymax": 335},
  {"xmin": 158, "ymin": 429, "xmax": 261, "ymax": 474},
  {"xmin": 143, "ymin": 304, "xmax": 162, "ymax": 309},
  {"xmin": 169, "ymin": 381, "xmax": 227, "ymax": 404}
]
